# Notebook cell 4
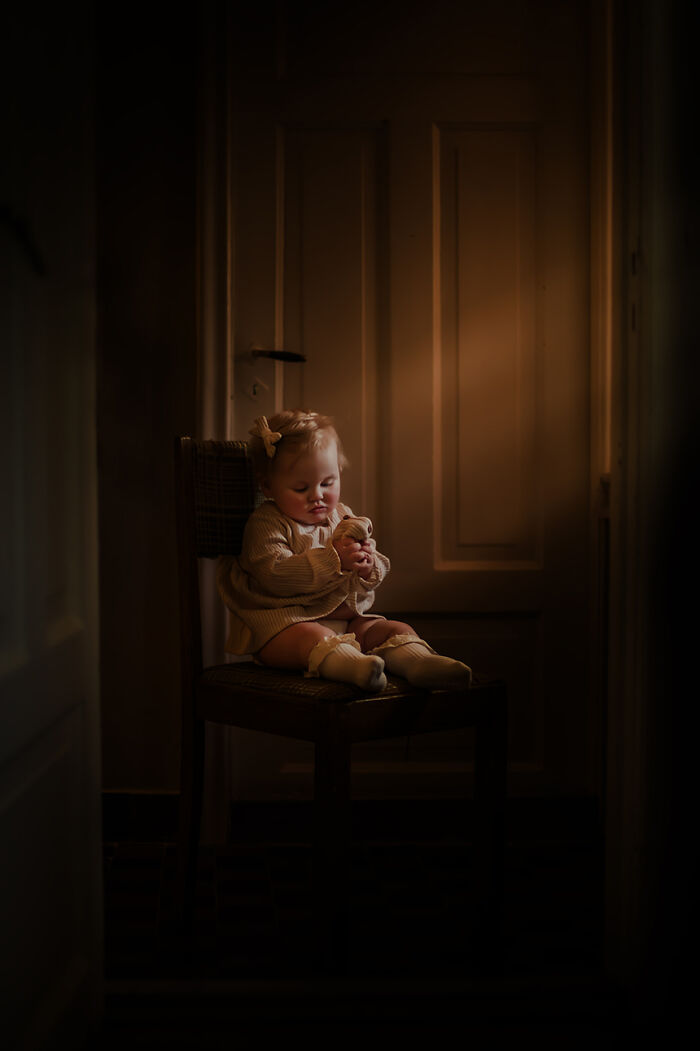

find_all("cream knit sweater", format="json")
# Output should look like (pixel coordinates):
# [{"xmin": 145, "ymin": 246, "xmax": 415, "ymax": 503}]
[{"xmin": 216, "ymin": 500, "xmax": 390, "ymax": 655}]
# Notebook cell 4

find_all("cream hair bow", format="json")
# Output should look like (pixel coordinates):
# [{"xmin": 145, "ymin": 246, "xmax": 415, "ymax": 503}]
[{"xmin": 249, "ymin": 416, "xmax": 283, "ymax": 458}]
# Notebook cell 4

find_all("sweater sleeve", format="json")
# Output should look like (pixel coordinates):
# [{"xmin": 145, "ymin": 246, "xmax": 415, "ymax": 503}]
[
  {"xmin": 358, "ymin": 547, "xmax": 390, "ymax": 590},
  {"xmin": 240, "ymin": 513, "xmax": 345, "ymax": 598}
]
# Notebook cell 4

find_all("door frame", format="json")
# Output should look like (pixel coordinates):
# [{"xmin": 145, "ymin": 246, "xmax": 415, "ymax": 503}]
[{"xmin": 602, "ymin": 0, "xmax": 693, "ymax": 1007}]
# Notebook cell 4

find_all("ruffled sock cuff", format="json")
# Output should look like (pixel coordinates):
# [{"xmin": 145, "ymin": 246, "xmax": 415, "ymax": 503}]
[
  {"xmin": 366, "ymin": 633, "xmax": 436, "ymax": 656},
  {"xmin": 305, "ymin": 633, "xmax": 361, "ymax": 677}
]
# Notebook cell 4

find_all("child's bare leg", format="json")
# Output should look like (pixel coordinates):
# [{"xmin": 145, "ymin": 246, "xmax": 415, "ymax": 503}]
[
  {"xmin": 258, "ymin": 622, "xmax": 331, "ymax": 670},
  {"xmin": 258, "ymin": 621, "xmax": 386, "ymax": 692},
  {"xmin": 350, "ymin": 617, "xmax": 472, "ymax": 690},
  {"xmin": 351, "ymin": 618, "xmax": 416, "ymax": 653}
]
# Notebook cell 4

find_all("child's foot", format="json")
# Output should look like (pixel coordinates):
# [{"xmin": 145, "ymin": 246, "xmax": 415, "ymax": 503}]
[
  {"xmin": 312, "ymin": 639, "xmax": 387, "ymax": 693},
  {"xmin": 379, "ymin": 640, "xmax": 472, "ymax": 691}
]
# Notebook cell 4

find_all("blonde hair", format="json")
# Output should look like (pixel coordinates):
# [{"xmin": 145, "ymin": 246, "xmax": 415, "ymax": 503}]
[{"xmin": 248, "ymin": 409, "xmax": 348, "ymax": 484}]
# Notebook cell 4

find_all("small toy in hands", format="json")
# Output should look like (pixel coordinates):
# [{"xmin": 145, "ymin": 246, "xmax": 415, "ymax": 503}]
[
  {"xmin": 332, "ymin": 514, "xmax": 373, "ymax": 543},
  {"xmin": 331, "ymin": 513, "xmax": 376, "ymax": 579}
]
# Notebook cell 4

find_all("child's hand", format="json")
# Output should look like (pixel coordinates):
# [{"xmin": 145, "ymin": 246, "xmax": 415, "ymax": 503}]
[
  {"xmin": 356, "ymin": 538, "xmax": 376, "ymax": 579},
  {"xmin": 333, "ymin": 535, "xmax": 375, "ymax": 577},
  {"xmin": 332, "ymin": 515, "xmax": 376, "ymax": 578}
]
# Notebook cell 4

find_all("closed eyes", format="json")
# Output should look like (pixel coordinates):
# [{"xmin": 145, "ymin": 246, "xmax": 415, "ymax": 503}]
[{"xmin": 292, "ymin": 478, "xmax": 336, "ymax": 492}]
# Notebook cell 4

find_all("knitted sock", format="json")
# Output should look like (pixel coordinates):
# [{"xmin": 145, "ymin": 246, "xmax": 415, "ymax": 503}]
[
  {"xmin": 319, "ymin": 643, "xmax": 387, "ymax": 692},
  {"xmin": 378, "ymin": 640, "xmax": 472, "ymax": 690},
  {"xmin": 309, "ymin": 636, "xmax": 387, "ymax": 693}
]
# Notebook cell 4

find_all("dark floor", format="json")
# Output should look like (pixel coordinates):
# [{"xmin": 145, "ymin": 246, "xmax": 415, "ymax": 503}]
[{"xmin": 94, "ymin": 798, "xmax": 628, "ymax": 1043}]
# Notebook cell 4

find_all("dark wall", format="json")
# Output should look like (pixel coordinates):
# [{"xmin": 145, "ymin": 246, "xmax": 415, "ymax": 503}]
[
  {"xmin": 96, "ymin": 8, "xmax": 198, "ymax": 789},
  {"xmin": 643, "ymin": 0, "xmax": 699, "ymax": 1015}
]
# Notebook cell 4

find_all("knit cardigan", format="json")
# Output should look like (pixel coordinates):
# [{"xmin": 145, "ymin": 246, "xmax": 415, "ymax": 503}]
[{"xmin": 216, "ymin": 500, "xmax": 390, "ymax": 655}]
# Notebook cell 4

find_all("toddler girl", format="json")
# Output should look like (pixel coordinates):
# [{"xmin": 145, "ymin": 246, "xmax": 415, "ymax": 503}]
[{"xmin": 216, "ymin": 409, "xmax": 472, "ymax": 694}]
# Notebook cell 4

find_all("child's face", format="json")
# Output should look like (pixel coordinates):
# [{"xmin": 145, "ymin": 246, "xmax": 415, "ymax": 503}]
[{"xmin": 262, "ymin": 437, "xmax": 341, "ymax": 525}]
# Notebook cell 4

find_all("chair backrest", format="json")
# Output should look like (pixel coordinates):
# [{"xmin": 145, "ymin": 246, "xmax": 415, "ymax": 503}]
[
  {"xmin": 174, "ymin": 436, "xmax": 257, "ymax": 680},
  {"xmin": 188, "ymin": 438, "xmax": 257, "ymax": 558}
]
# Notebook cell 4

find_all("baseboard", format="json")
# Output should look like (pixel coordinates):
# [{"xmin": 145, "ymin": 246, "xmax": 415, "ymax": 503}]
[{"xmin": 102, "ymin": 792, "xmax": 601, "ymax": 845}]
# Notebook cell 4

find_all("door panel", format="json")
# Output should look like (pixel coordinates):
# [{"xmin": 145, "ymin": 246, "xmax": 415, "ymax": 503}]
[
  {"xmin": 438, "ymin": 126, "xmax": 538, "ymax": 566},
  {"xmin": 230, "ymin": 0, "xmax": 592, "ymax": 798}
]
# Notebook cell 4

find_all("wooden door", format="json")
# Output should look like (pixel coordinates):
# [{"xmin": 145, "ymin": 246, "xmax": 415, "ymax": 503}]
[
  {"xmin": 229, "ymin": 0, "xmax": 594, "ymax": 800},
  {"xmin": 0, "ymin": 11, "xmax": 102, "ymax": 1045}
]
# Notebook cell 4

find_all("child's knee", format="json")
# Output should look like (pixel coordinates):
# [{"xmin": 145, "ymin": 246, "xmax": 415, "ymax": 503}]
[
  {"xmin": 359, "ymin": 619, "xmax": 415, "ymax": 652},
  {"xmin": 259, "ymin": 620, "xmax": 337, "ymax": 668},
  {"xmin": 296, "ymin": 621, "xmax": 336, "ymax": 647}
]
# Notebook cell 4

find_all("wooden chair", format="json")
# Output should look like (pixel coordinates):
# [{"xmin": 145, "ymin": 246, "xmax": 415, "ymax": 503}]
[{"xmin": 174, "ymin": 436, "xmax": 508, "ymax": 972}]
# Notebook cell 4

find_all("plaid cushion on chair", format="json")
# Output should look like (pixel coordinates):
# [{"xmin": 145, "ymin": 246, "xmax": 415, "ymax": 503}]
[{"xmin": 193, "ymin": 441, "xmax": 257, "ymax": 557}]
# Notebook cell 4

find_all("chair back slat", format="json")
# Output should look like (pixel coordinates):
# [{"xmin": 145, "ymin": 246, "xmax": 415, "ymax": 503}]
[{"xmin": 192, "ymin": 440, "xmax": 256, "ymax": 557}]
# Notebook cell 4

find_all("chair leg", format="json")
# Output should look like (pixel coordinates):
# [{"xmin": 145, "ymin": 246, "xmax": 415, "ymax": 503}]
[
  {"xmin": 313, "ymin": 704, "xmax": 352, "ymax": 976},
  {"xmin": 175, "ymin": 716, "xmax": 205, "ymax": 938},
  {"xmin": 473, "ymin": 681, "xmax": 508, "ymax": 969}
]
